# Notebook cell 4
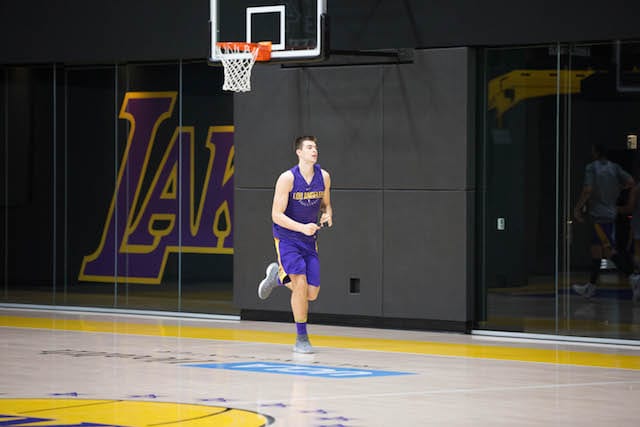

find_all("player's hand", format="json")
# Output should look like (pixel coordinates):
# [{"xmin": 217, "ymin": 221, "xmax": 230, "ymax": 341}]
[
  {"xmin": 574, "ymin": 208, "xmax": 584, "ymax": 223},
  {"xmin": 301, "ymin": 223, "xmax": 321, "ymax": 236},
  {"xmin": 319, "ymin": 213, "xmax": 333, "ymax": 228}
]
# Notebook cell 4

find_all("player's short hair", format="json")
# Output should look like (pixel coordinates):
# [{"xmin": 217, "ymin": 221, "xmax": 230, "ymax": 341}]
[
  {"xmin": 593, "ymin": 143, "xmax": 608, "ymax": 158},
  {"xmin": 295, "ymin": 135, "xmax": 318, "ymax": 151}
]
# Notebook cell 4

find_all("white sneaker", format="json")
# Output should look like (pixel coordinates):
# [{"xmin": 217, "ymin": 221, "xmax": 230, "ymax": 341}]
[
  {"xmin": 293, "ymin": 335, "xmax": 314, "ymax": 354},
  {"xmin": 258, "ymin": 262, "xmax": 279, "ymax": 300},
  {"xmin": 572, "ymin": 282, "xmax": 596, "ymax": 298},
  {"xmin": 630, "ymin": 274, "xmax": 640, "ymax": 303}
]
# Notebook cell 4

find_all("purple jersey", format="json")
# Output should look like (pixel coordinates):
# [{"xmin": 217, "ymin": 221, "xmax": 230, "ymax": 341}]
[{"xmin": 273, "ymin": 164, "xmax": 325, "ymax": 242}]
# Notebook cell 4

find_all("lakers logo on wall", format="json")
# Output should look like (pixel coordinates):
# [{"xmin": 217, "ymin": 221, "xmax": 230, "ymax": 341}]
[
  {"xmin": 0, "ymin": 398, "xmax": 272, "ymax": 426},
  {"xmin": 78, "ymin": 92, "xmax": 234, "ymax": 285}
]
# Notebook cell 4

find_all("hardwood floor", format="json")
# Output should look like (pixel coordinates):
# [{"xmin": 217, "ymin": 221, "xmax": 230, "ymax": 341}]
[{"xmin": 1, "ymin": 307, "xmax": 640, "ymax": 426}]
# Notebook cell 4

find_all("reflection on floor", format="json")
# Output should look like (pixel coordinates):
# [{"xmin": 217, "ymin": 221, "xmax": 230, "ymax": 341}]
[
  {"xmin": 484, "ymin": 272, "xmax": 640, "ymax": 340},
  {"xmin": 1, "ymin": 280, "xmax": 238, "ymax": 315},
  {"xmin": 2, "ymin": 307, "xmax": 640, "ymax": 426}
]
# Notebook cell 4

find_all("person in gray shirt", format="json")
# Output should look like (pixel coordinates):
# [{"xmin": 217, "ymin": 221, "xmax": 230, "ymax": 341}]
[{"xmin": 573, "ymin": 144, "xmax": 635, "ymax": 298}]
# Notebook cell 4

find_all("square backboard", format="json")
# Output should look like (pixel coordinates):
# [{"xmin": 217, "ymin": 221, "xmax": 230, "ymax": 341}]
[{"xmin": 209, "ymin": 0, "xmax": 327, "ymax": 63}]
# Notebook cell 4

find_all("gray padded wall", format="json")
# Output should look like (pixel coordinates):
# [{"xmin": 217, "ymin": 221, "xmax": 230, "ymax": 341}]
[
  {"xmin": 383, "ymin": 191, "xmax": 473, "ymax": 321},
  {"xmin": 234, "ymin": 48, "xmax": 475, "ymax": 328},
  {"xmin": 383, "ymin": 48, "xmax": 475, "ymax": 189},
  {"xmin": 381, "ymin": 48, "xmax": 475, "ymax": 323},
  {"xmin": 234, "ymin": 66, "xmax": 304, "ymax": 188},
  {"xmin": 302, "ymin": 67, "xmax": 384, "ymax": 188}
]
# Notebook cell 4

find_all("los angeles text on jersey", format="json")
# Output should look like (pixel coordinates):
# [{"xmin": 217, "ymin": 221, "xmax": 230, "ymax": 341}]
[{"xmin": 292, "ymin": 191, "xmax": 324, "ymax": 200}]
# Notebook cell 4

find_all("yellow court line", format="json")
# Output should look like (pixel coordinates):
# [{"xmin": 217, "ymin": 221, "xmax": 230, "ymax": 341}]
[{"xmin": 2, "ymin": 315, "xmax": 640, "ymax": 371}]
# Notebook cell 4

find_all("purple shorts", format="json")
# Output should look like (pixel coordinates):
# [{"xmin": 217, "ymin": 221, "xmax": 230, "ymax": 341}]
[
  {"xmin": 274, "ymin": 237, "xmax": 320, "ymax": 287},
  {"xmin": 591, "ymin": 222, "xmax": 615, "ymax": 249}
]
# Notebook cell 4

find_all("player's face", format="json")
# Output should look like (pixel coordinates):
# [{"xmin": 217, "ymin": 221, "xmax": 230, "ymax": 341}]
[{"xmin": 297, "ymin": 141, "xmax": 318, "ymax": 163}]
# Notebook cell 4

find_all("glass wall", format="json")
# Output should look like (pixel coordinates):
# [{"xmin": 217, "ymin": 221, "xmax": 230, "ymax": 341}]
[
  {"xmin": 478, "ymin": 41, "xmax": 640, "ymax": 341},
  {"xmin": 0, "ymin": 61, "xmax": 237, "ymax": 315},
  {"xmin": 5, "ymin": 41, "xmax": 640, "ymax": 340}
]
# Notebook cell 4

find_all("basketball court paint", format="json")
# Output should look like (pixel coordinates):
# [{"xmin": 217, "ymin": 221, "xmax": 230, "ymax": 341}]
[{"xmin": 0, "ymin": 399, "xmax": 272, "ymax": 427}]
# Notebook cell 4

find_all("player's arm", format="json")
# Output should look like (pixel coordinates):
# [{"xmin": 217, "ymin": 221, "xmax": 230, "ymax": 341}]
[
  {"xmin": 319, "ymin": 169, "xmax": 333, "ymax": 227},
  {"xmin": 272, "ymin": 171, "xmax": 319, "ymax": 236},
  {"xmin": 573, "ymin": 184, "xmax": 592, "ymax": 223},
  {"xmin": 618, "ymin": 164, "xmax": 635, "ymax": 190},
  {"xmin": 616, "ymin": 168, "xmax": 635, "ymax": 214},
  {"xmin": 620, "ymin": 185, "xmax": 639, "ymax": 215},
  {"xmin": 626, "ymin": 178, "xmax": 635, "ymax": 189}
]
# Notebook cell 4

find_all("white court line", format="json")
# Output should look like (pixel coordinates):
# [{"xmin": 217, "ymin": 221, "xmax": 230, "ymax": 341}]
[
  {"xmin": 244, "ymin": 378, "xmax": 640, "ymax": 405},
  {"xmin": 473, "ymin": 329, "xmax": 640, "ymax": 349},
  {"xmin": 0, "ymin": 304, "xmax": 241, "ymax": 323}
]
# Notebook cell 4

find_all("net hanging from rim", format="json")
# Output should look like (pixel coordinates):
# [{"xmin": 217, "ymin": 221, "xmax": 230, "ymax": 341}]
[{"xmin": 215, "ymin": 42, "xmax": 271, "ymax": 92}]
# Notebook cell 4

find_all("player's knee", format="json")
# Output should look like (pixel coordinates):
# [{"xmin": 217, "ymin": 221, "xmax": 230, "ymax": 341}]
[
  {"xmin": 291, "ymin": 282, "xmax": 308, "ymax": 297},
  {"xmin": 307, "ymin": 287, "xmax": 320, "ymax": 301}
]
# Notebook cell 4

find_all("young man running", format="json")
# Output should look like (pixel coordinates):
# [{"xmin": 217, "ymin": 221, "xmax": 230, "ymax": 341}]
[{"xmin": 258, "ymin": 135, "xmax": 333, "ymax": 354}]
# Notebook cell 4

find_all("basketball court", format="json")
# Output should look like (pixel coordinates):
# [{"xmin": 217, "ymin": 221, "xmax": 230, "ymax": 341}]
[
  {"xmin": 1, "ymin": 306, "xmax": 640, "ymax": 426},
  {"xmin": 2, "ymin": 2, "xmax": 640, "ymax": 426}
]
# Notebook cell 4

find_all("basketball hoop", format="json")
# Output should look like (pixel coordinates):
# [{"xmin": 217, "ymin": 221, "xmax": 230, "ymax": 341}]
[{"xmin": 215, "ymin": 41, "xmax": 272, "ymax": 92}]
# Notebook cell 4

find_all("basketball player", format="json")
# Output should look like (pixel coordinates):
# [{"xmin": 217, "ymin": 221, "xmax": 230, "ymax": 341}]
[
  {"xmin": 573, "ymin": 144, "xmax": 635, "ymax": 298},
  {"xmin": 257, "ymin": 135, "xmax": 333, "ymax": 354}
]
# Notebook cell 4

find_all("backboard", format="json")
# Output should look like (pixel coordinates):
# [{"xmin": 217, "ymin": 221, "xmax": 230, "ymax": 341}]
[{"xmin": 209, "ymin": 0, "xmax": 327, "ymax": 63}]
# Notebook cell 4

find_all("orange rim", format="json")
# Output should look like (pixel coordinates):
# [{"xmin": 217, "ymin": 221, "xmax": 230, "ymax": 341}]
[{"xmin": 216, "ymin": 41, "xmax": 272, "ymax": 61}]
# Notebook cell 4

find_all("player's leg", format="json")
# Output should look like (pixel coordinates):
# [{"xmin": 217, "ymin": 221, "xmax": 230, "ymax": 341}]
[
  {"xmin": 263, "ymin": 238, "xmax": 317, "ymax": 352},
  {"xmin": 590, "ymin": 240, "xmax": 604, "ymax": 280},
  {"xmin": 293, "ymin": 240, "xmax": 323, "ymax": 351},
  {"xmin": 632, "ymin": 238, "xmax": 640, "ymax": 302},
  {"xmin": 289, "ymin": 273, "xmax": 309, "ymax": 321},
  {"xmin": 258, "ymin": 261, "xmax": 280, "ymax": 300},
  {"xmin": 574, "ymin": 223, "xmax": 607, "ymax": 298},
  {"xmin": 602, "ymin": 221, "xmax": 635, "ymax": 275},
  {"xmin": 257, "ymin": 237, "xmax": 289, "ymax": 299},
  {"xmin": 291, "ymin": 244, "xmax": 321, "ymax": 353},
  {"xmin": 307, "ymin": 285, "xmax": 320, "ymax": 301},
  {"xmin": 305, "ymin": 249, "xmax": 321, "ymax": 302},
  {"xmin": 289, "ymin": 273, "xmax": 314, "ymax": 353},
  {"xmin": 634, "ymin": 238, "xmax": 640, "ymax": 271}
]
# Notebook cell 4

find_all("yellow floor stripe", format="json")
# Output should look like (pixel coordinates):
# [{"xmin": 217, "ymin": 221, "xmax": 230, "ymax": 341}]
[{"xmin": 2, "ymin": 315, "xmax": 640, "ymax": 370}]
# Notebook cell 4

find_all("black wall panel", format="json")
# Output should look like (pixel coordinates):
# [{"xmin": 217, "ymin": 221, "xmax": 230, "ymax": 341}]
[
  {"xmin": 5, "ymin": 68, "xmax": 54, "ymax": 286},
  {"xmin": 331, "ymin": 1, "xmax": 640, "ymax": 51},
  {"xmin": 2, "ymin": 1, "xmax": 640, "ymax": 64},
  {"xmin": 3, "ymin": 68, "xmax": 34, "ymax": 207},
  {"xmin": 303, "ymin": 67, "xmax": 383, "ymax": 189},
  {"xmin": 64, "ymin": 68, "xmax": 120, "ymax": 289},
  {"xmin": 234, "ymin": 65, "xmax": 303, "ymax": 189},
  {"xmin": 382, "ymin": 191, "xmax": 473, "ymax": 321},
  {"xmin": 0, "ymin": 0, "xmax": 209, "ymax": 64},
  {"xmin": 383, "ymin": 48, "xmax": 474, "ymax": 190}
]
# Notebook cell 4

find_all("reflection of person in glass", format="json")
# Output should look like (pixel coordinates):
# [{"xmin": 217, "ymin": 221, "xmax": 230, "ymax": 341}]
[
  {"xmin": 617, "ymin": 179, "xmax": 640, "ymax": 303},
  {"xmin": 573, "ymin": 144, "xmax": 635, "ymax": 298}
]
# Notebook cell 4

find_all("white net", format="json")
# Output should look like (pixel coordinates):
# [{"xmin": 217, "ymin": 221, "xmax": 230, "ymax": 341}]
[{"xmin": 216, "ymin": 43, "xmax": 259, "ymax": 92}]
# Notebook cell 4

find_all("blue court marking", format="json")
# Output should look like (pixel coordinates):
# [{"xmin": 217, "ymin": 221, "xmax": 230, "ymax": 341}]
[{"xmin": 185, "ymin": 362, "xmax": 414, "ymax": 378}]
